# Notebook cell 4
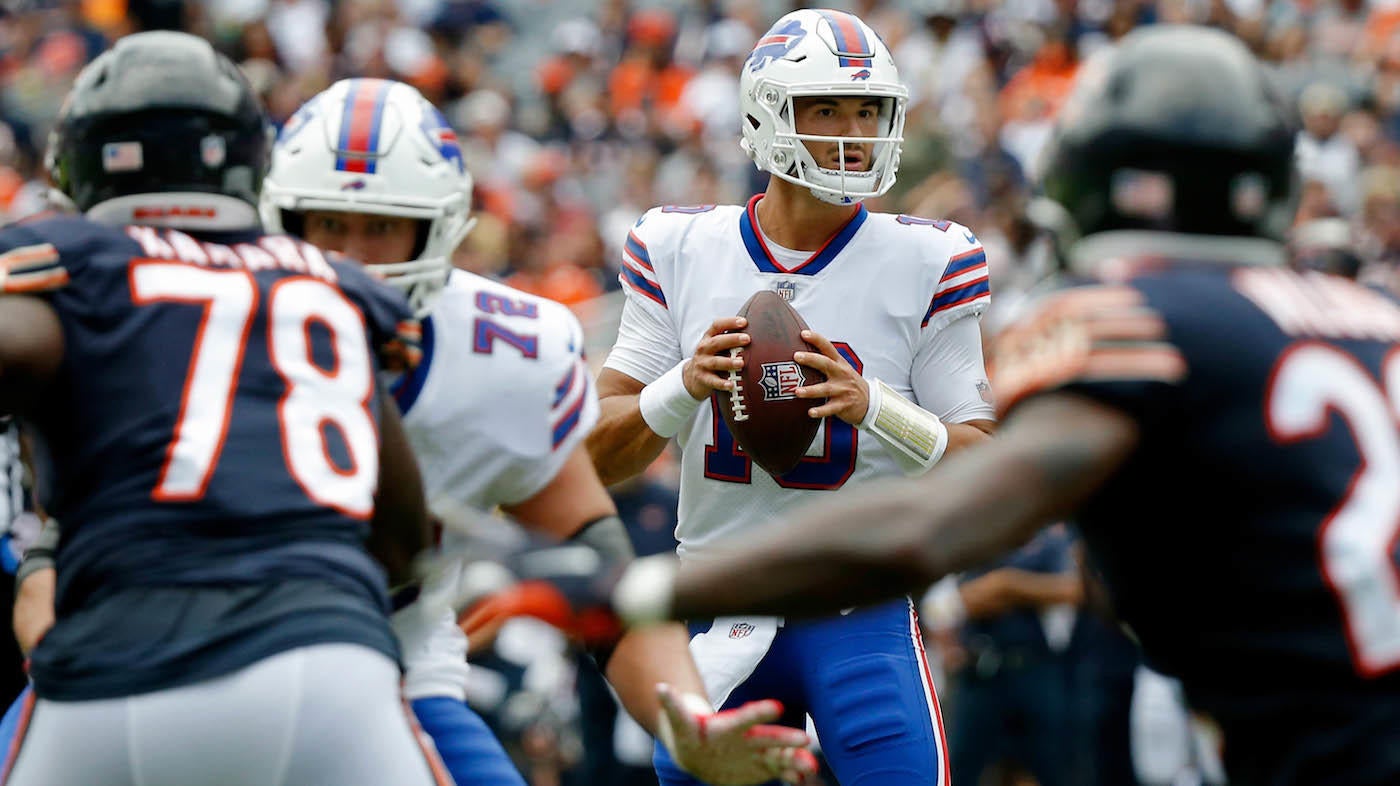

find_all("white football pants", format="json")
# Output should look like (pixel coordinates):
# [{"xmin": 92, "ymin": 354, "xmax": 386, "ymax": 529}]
[{"xmin": 3, "ymin": 643, "xmax": 450, "ymax": 786}]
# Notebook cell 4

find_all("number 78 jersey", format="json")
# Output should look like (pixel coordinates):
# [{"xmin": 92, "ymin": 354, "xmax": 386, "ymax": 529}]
[
  {"xmin": 0, "ymin": 215, "xmax": 415, "ymax": 610},
  {"xmin": 603, "ymin": 200, "xmax": 993, "ymax": 560}
]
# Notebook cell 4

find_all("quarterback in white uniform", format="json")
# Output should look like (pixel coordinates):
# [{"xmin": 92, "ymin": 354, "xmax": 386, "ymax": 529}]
[
  {"xmin": 262, "ymin": 78, "xmax": 816, "ymax": 786},
  {"xmin": 588, "ymin": 10, "xmax": 995, "ymax": 786}
]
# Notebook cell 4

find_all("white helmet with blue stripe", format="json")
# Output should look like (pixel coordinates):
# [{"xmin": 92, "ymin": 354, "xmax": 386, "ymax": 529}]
[
  {"xmin": 739, "ymin": 9, "xmax": 908, "ymax": 206},
  {"xmin": 260, "ymin": 78, "xmax": 475, "ymax": 316}
]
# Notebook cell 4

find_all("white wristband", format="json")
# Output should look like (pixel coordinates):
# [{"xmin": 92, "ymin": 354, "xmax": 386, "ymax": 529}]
[
  {"xmin": 918, "ymin": 576, "xmax": 967, "ymax": 632},
  {"xmin": 638, "ymin": 361, "xmax": 704, "ymax": 438},
  {"xmin": 612, "ymin": 554, "xmax": 678, "ymax": 626},
  {"xmin": 858, "ymin": 378, "xmax": 949, "ymax": 475}
]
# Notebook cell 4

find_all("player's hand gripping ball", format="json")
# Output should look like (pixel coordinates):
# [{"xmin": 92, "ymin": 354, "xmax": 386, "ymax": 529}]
[{"xmin": 713, "ymin": 290, "xmax": 826, "ymax": 476}]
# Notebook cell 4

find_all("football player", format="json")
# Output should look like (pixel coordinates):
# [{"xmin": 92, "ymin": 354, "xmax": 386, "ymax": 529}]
[
  {"xmin": 583, "ymin": 9, "xmax": 995, "ymax": 785},
  {"xmin": 560, "ymin": 25, "xmax": 1400, "ymax": 786},
  {"xmin": 0, "ymin": 32, "xmax": 447, "ymax": 785},
  {"xmin": 260, "ymin": 77, "xmax": 816, "ymax": 786}
]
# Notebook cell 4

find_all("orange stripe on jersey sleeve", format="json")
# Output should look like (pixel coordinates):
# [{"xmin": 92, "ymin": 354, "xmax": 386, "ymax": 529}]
[
  {"xmin": 0, "ymin": 244, "xmax": 59, "ymax": 273},
  {"xmin": 989, "ymin": 284, "xmax": 1186, "ymax": 414},
  {"xmin": 1, "ymin": 267, "xmax": 70, "ymax": 294}
]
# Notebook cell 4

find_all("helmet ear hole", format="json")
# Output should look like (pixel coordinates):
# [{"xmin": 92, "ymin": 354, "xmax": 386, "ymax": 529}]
[{"xmin": 411, "ymin": 220, "xmax": 431, "ymax": 261}]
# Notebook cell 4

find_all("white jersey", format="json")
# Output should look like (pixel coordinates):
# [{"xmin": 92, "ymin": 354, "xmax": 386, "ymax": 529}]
[
  {"xmin": 391, "ymin": 269, "xmax": 599, "ymax": 700},
  {"xmin": 603, "ymin": 198, "xmax": 994, "ymax": 561},
  {"xmin": 398, "ymin": 270, "xmax": 598, "ymax": 514}
]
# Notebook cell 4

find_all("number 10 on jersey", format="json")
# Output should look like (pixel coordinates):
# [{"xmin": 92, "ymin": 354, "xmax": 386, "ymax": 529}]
[{"xmin": 704, "ymin": 342, "xmax": 862, "ymax": 490}]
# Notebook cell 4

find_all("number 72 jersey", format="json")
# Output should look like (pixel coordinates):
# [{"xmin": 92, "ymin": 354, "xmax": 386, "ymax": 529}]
[
  {"xmin": 992, "ymin": 263, "xmax": 1400, "ymax": 724},
  {"xmin": 0, "ymin": 214, "xmax": 416, "ymax": 611}
]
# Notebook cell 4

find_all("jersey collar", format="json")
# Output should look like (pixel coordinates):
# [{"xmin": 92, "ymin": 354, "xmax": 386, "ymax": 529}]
[{"xmin": 739, "ymin": 194, "xmax": 867, "ymax": 276}]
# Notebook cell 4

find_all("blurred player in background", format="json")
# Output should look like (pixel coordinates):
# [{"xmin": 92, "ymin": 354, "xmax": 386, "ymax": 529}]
[
  {"xmin": 261, "ymin": 77, "xmax": 815, "ymax": 786},
  {"xmin": 0, "ymin": 32, "xmax": 444, "ymax": 785},
  {"xmin": 582, "ymin": 24, "xmax": 1400, "ymax": 786},
  {"xmin": 584, "ymin": 9, "xmax": 995, "ymax": 785}
]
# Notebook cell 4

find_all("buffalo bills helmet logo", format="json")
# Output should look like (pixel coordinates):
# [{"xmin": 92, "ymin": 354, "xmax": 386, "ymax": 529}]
[
  {"xmin": 278, "ymin": 97, "xmax": 320, "ymax": 143},
  {"xmin": 747, "ymin": 19, "xmax": 806, "ymax": 72},
  {"xmin": 759, "ymin": 361, "xmax": 805, "ymax": 401},
  {"xmin": 850, "ymin": 69, "xmax": 872, "ymax": 81},
  {"xmin": 419, "ymin": 105, "xmax": 465, "ymax": 174}
]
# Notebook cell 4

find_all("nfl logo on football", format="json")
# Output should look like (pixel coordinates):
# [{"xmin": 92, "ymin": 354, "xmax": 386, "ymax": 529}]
[
  {"xmin": 775, "ymin": 281, "xmax": 797, "ymax": 301},
  {"xmin": 760, "ymin": 361, "xmax": 804, "ymax": 401},
  {"xmin": 729, "ymin": 622, "xmax": 755, "ymax": 640}
]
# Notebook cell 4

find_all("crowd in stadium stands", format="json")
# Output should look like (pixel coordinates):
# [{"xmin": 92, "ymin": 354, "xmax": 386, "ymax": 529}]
[{"xmin": 0, "ymin": 1, "xmax": 1397, "ymax": 784}]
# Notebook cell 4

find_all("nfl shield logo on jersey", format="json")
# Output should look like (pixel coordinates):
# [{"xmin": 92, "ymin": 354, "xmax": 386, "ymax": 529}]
[
  {"xmin": 775, "ymin": 281, "xmax": 797, "ymax": 301},
  {"xmin": 759, "ymin": 362, "xmax": 805, "ymax": 401},
  {"xmin": 729, "ymin": 622, "xmax": 755, "ymax": 639}
]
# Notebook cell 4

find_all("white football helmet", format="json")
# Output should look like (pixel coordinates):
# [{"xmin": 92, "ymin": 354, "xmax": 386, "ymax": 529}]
[
  {"xmin": 261, "ymin": 78, "xmax": 475, "ymax": 315},
  {"xmin": 739, "ymin": 9, "xmax": 908, "ymax": 206}
]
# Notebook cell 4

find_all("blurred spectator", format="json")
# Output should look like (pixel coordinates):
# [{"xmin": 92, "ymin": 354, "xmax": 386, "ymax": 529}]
[
  {"xmin": 1295, "ymin": 81, "xmax": 1361, "ymax": 215},
  {"xmin": 928, "ymin": 526, "xmax": 1083, "ymax": 786},
  {"xmin": 608, "ymin": 8, "xmax": 694, "ymax": 141},
  {"xmin": 1290, "ymin": 216, "xmax": 1363, "ymax": 278}
]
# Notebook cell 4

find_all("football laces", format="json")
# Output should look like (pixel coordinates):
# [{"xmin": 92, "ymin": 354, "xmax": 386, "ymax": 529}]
[{"xmin": 727, "ymin": 347, "xmax": 749, "ymax": 422}]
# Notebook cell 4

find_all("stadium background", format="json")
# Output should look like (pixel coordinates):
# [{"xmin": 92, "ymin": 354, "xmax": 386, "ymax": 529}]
[{"xmin": 0, "ymin": 0, "xmax": 1397, "ymax": 784}]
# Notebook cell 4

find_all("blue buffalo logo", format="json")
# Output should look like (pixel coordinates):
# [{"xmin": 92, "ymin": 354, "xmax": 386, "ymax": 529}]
[
  {"xmin": 850, "ymin": 69, "xmax": 872, "ymax": 81},
  {"xmin": 340, "ymin": 179, "xmax": 367, "ymax": 191},
  {"xmin": 760, "ymin": 361, "xmax": 805, "ymax": 401},
  {"xmin": 278, "ymin": 97, "xmax": 321, "ymax": 143},
  {"xmin": 419, "ymin": 105, "xmax": 465, "ymax": 174},
  {"xmin": 747, "ymin": 19, "xmax": 806, "ymax": 72}
]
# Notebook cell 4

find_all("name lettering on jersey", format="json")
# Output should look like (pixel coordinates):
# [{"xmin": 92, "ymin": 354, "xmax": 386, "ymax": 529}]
[
  {"xmin": 1234, "ymin": 268, "xmax": 1400, "ymax": 341},
  {"xmin": 125, "ymin": 227, "xmax": 338, "ymax": 283}
]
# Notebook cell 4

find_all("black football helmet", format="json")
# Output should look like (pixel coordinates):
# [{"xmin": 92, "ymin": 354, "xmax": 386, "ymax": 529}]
[
  {"xmin": 47, "ymin": 31, "xmax": 269, "ymax": 212},
  {"xmin": 1035, "ymin": 25, "xmax": 1297, "ymax": 255}
]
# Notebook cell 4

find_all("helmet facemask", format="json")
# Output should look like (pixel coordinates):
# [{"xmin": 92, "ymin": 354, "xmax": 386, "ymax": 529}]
[
  {"xmin": 738, "ymin": 10, "xmax": 909, "ymax": 206},
  {"xmin": 759, "ymin": 87, "xmax": 906, "ymax": 205}
]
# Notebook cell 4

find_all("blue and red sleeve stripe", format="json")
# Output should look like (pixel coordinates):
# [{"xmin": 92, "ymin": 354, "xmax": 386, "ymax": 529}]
[{"xmin": 923, "ymin": 247, "xmax": 989, "ymax": 326}]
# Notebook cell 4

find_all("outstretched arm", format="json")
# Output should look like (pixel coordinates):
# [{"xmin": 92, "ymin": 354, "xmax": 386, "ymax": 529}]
[
  {"xmin": 0, "ymin": 295, "xmax": 64, "ymax": 416},
  {"xmin": 665, "ymin": 393, "xmax": 1138, "ymax": 620},
  {"xmin": 368, "ymin": 387, "xmax": 430, "ymax": 586}
]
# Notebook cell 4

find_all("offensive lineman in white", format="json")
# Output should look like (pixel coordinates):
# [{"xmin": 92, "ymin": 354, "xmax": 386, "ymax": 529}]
[
  {"xmin": 587, "ymin": 10, "xmax": 996, "ymax": 785},
  {"xmin": 261, "ymin": 78, "xmax": 816, "ymax": 786}
]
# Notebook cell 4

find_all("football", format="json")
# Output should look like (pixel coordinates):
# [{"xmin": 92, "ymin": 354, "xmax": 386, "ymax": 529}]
[{"xmin": 713, "ymin": 290, "xmax": 826, "ymax": 477}]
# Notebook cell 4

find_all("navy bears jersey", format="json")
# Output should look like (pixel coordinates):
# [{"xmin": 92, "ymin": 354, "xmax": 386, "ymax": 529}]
[
  {"xmin": 995, "ymin": 261, "xmax": 1400, "ymax": 785},
  {"xmin": 1, "ymin": 214, "xmax": 418, "ymax": 699}
]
